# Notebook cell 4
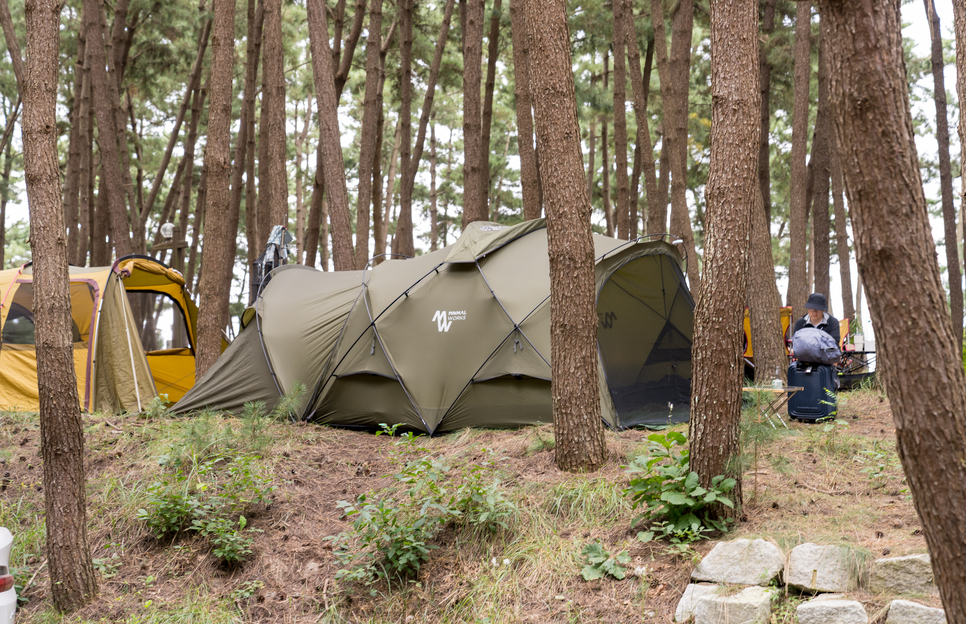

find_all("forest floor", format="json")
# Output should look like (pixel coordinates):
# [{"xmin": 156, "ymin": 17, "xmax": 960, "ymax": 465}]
[{"xmin": 0, "ymin": 383, "xmax": 940, "ymax": 623}]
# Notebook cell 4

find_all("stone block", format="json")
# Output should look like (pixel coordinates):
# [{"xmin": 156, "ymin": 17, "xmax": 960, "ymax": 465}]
[
  {"xmin": 797, "ymin": 597, "xmax": 868, "ymax": 624},
  {"xmin": 868, "ymin": 554, "xmax": 937, "ymax": 596},
  {"xmin": 786, "ymin": 543, "xmax": 859, "ymax": 593},
  {"xmin": 694, "ymin": 586, "xmax": 774, "ymax": 624},
  {"xmin": 691, "ymin": 539, "xmax": 784, "ymax": 586},
  {"xmin": 674, "ymin": 583, "xmax": 719, "ymax": 622},
  {"xmin": 885, "ymin": 599, "xmax": 946, "ymax": 624}
]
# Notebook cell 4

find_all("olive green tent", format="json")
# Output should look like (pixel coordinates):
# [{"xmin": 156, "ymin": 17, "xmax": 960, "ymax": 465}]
[{"xmin": 175, "ymin": 219, "xmax": 694, "ymax": 431}]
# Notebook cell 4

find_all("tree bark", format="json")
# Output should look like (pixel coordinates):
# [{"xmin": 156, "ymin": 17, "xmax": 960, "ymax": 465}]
[
  {"xmin": 398, "ymin": 0, "xmax": 455, "ymax": 256},
  {"xmin": 0, "ymin": 0, "xmax": 25, "ymax": 87},
  {"xmin": 746, "ymin": 0, "xmax": 786, "ymax": 386},
  {"xmin": 830, "ymin": 136, "xmax": 854, "ymax": 320},
  {"xmin": 306, "ymin": 0, "xmax": 356, "ymax": 271},
  {"xmin": 84, "ymin": 0, "xmax": 133, "ymax": 257},
  {"xmin": 352, "ymin": 0, "xmax": 384, "ymax": 268},
  {"xmin": 956, "ymin": 0, "xmax": 966, "ymax": 350},
  {"xmin": 626, "ymin": 9, "xmax": 657, "ymax": 241},
  {"xmin": 690, "ymin": 0, "xmax": 760, "ymax": 516},
  {"xmin": 244, "ymin": 0, "xmax": 263, "ymax": 301},
  {"xmin": 525, "ymin": 0, "xmax": 606, "ymax": 473},
  {"xmin": 334, "ymin": 0, "xmax": 367, "ymax": 96},
  {"xmin": 0, "ymin": 124, "xmax": 13, "ymax": 268},
  {"xmin": 811, "ymin": 39, "xmax": 832, "ymax": 303},
  {"xmin": 481, "ymin": 0, "xmax": 501, "ymax": 205},
  {"xmin": 509, "ymin": 0, "xmax": 540, "ymax": 220},
  {"xmin": 64, "ymin": 17, "xmax": 87, "ymax": 265},
  {"xmin": 294, "ymin": 100, "xmax": 312, "ymax": 262},
  {"xmin": 196, "ymin": 0, "xmax": 237, "ymax": 378},
  {"xmin": 925, "ymin": 0, "xmax": 962, "ymax": 351},
  {"xmin": 379, "ymin": 123, "xmax": 402, "ymax": 258},
  {"xmin": 650, "ymin": 0, "xmax": 699, "ymax": 293},
  {"xmin": 758, "ymin": 0, "xmax": 775, "ymax": 222},
  {"xmin": 461, "ymin": 0, "xmax": 487, "ymax": 226},
  {"xmin": 430, "ymin": 121, "xmax": 439, "ymax": 250},
  {"xmin": 612, "ymin": 0, "xmax": 630, "ymax": 240},
  {"xmin": 22, "ymin": 0, "xmax": 99, "ymax": 610},
  {"xmin": 816, "ymin": 2, "xmax": 966, "ymax": 620},
  {"xmin": 786, "ymin": 0, "xmax": 811, "ymax": 321},
  {"xmin": 259, "ymin": 0, "xmax": 289, "ymax": 238}
]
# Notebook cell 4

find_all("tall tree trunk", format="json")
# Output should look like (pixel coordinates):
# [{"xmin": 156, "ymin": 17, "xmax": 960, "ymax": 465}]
[
  {"xmin": 21, "ymin": 0, "xmax": 98, "ymax": 610},
  {"xmin": 816, "ymin": 1, "xmax": 966, "ymax": 619},
  {"xmin": 259, "ymin": 0, "xmax": 288, "ymax": 238},
  {"xmin": 92, "ymin": 164, "xmax": 110, "ymax": 265},
  {"xmin": 956, "ymin": 0, "xmax": 966, "ymax": 350},
  {"xmin": 334, "ymin": 0, "xmax": 368, "ymax": 96},
  {"xmin": 177, "ymin": 82, "xmax": 206, "ymax": 242},
  {"xmin": 602, "ymin": 113, "xmax": 613, "ymax": 236},
  {"xmin": 525, "ymin": 0, "xmax": 606, "ymax": 473},
  {"xmin": 244, "ymin": 0, "xmax": 263, "ymax": 302},
  {"xmin": 0, "ymin": 0, "xmax": 25, "ymax": 86},
  {"xmin": 84, "ymin": 0, "xmax": 132, "ymax": 257},
  {"xmin": 307, "ymin": 0, "xmax": 355, "ymax": 270},
  {"xmin": 195, "ymin": 0, "xmax": 236, "ymax": 378},
  {"xmin": 811, "ymin": 39, "xmax": 832, "ymax": 303},
  {"xmin": 786, "ymin": 0, "xmax": 811, "ymax": 321},
  {"xmin": 64, "ymin": 18, "xmax": 87, "ymax": 264},
  {"xmin": 758, "ymin": 0, "xmax": 776, "ymax": 222},
  {"xmin": 650, "ymin": 0, "xmax": 699, "ymax": 292},
  {"xmin": 398, "ymin": 0, "xmax": 455, "ymax": 256},
  {"xmin": 379, "ymin": 122, "xmax": 401, "ymax": 258},
  {"xmin": 690, "ymin": 0, "xmax": 760, "ymax": 517},
  {"xmin": 294, "ymin": 100, "xmax": 312, "ymax": 262},
  {"xmin": 0, "ymin": 132, "xmax": 12, "ymax": 268},
  {"xmin": 77, "ymin": 91, "xmax": 92, "ymax": 266},
  {"xmin": 480, "ymin": 0, "xmax": 501, "ymax": 205},
  {"xmin": 925, "ymin": 0, "xmax": 962, "ymax": 351},
  {"xmin": 586, "ymin": 104, "xmax": 597, "ymax": 211},
  {"xmin": 352, "ymin": 0, "xmax": 384, "ymax": 268},
  {"xmin": 226, "ymin": 0, "xmax": 258, "ymax": 288},
  {"xmin": 831, "ymin": 137, "xmax": 854, "ymax": 320},
  {"xmin": 509, "ymin": 0, "xmax": 540, "ymax": 220},
  {"xmin": 430, "ymin": 121, "xmax": 439, "ymax": 250},
  {"xmin": 747, "ymin": 0, "xmax": 786, "ymax": 386},
  {"xmin": 626, "ymin": 12, "xmax": 656, "ymax": 241},
  {"xmin": 304, "ymin": 174, "xmax": 324, "ymax": 268},
  {"xmin": 461, "ymin": 0, "xmax": 487, "ymax": 226},
  {"xmin": 612, "ymin": 0, "xmax": 630, "ymax": 239}
]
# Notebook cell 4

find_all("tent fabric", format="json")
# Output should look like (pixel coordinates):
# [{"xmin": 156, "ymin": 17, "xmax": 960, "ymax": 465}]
[
  {"xmin": 177, "ymin": 219, "xmax": 694, "ymax": 431},
  {"xmin": 0, "ymin": 256, "xmax": 200, "ymax": 412}
]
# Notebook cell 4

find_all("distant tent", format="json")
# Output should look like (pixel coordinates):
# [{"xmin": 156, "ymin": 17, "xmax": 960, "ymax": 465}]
[
  {"xmin": 175, "ymin": 220, "xmax": 694, "ymax": 431},
  {"xmin": 0, "ymin": 256, "xmax": 200, "ymax": 412}
]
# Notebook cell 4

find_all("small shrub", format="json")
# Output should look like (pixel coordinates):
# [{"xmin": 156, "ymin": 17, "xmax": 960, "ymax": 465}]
[
  {"xmin": 579, "ymin": 542, "xmax": 631, "ymax": 581},
  {"xmin": 625, "ymin": 431, "xmax": 736, "ymax": 544},
  {"xmin": 137, "ymin": 454, "xmax": 273, "ymax": 565}
]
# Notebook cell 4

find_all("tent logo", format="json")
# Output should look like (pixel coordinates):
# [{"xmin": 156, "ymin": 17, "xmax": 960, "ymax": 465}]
[
  {"xmin": 479, "ymin": 225, "xmax": 508, "ymax": 232},
  {"xmin": 433, "ymin": 310, "xmax": 466, "ymax": 332},
  {"xmin": 599, "ymin": 311, "xmax": 617, "ymax": 329}
]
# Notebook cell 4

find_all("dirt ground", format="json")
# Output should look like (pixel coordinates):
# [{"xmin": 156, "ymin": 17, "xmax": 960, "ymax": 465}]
[{"xmin": 1, "ymin": 388, "xmax": 935, "ymax": 623}]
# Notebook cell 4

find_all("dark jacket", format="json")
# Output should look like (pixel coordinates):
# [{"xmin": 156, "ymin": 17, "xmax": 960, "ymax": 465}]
[{"xmin": 793, "ymin": 313, "xmax": 840, "ymax": 346}]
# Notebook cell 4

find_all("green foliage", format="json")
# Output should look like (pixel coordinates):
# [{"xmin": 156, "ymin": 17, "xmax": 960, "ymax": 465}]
[
  {"xmin": 136, "ymin": 454, "xmax": 274, "ymax": 565},
  {"xmin": 139, "ymin": 394, "xmax": 171, "ymax": 419},
  {"xmin": 625, "ymin": 432, "xmax": 736, "ymax": 544},
  {"xmin": 330, "ymin": 442, "xmax": 515, "ymax": 585},
  {"xmin": 92, "ymin": 553, "xmax": 122, "ymax": 578},
  {"xmin": 579, "ymin": 542, "xmax": 631, "ymax": 581}
]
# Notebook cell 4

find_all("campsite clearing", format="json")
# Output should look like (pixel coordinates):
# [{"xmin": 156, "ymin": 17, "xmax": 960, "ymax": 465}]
[{"xmin": 0, "ymin": 386, "xmax": 935, "ymax": 623}]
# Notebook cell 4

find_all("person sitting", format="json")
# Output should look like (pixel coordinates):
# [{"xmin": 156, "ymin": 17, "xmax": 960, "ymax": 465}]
[{"xmin": 793, "ymin": 292, "xmax": 840, "ymax": 344}]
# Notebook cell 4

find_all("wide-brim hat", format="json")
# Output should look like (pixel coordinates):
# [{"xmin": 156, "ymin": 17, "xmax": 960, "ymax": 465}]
[{"xmin": 805, "ymin": 292, "xmax": 828, "ymax": 312}]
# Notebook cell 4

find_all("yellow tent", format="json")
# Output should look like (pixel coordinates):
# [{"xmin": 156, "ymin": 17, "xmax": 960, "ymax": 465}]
[{"xmin": 0, "ymin": 255, "xmax": 200, "ymax": 412}]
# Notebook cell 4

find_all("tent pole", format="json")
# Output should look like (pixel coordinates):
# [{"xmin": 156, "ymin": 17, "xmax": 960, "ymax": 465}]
[{"xmin": 122, "ymin": 299, "xmax": 143, "ymax": 412}]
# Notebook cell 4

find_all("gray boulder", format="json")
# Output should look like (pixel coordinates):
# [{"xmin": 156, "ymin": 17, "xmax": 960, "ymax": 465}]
[
  {"xmin": 868, "ymin": 554, "xmax": 938, "ymax": 596},
  {"xmin": 694, "ymin": 586, "xmax": 773, "ymax": 624},
  {"xmin": 885, "ymin": 599, "xmax": 946, "ymax": 624},
  {"xmin": 691, "ymin": 539, "xmax": 784, "ymax": 586},
  {"xmin": 786, "ymin": 543, "xmax": 859, "ymax": 593},
  {"xmin": 797, "ymin": 597, "xmax": 868, "ymax": 624},
  {"xmin": 674, "ymin": 584, "xmax": 719, "ymax": 623}
]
